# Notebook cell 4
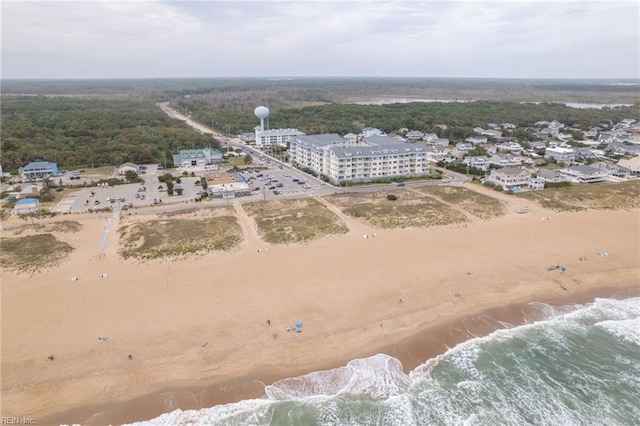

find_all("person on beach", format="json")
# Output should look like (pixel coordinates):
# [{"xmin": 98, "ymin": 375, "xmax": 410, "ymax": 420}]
[
  {"xmin": 128, "ymin": 354, "xmax": 133, "ymax": 360},
  {"xmin": 47, "ymin": 354, "xmax": 55, "ymax": 361},
  {"xmin": 266, "ymin": 320, "xmax": 271, "ymax": 326}
]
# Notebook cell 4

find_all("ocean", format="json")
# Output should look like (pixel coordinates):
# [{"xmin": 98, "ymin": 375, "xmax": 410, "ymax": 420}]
[{"xmin": 128, "ymin": 296, "xmax": 640, "ymax": 426}]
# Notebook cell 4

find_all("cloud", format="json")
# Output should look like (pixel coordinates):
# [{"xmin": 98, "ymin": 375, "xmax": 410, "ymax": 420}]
[{"xmin": 1, "ymin": 0, "xmax": 638, "ymax": 78}]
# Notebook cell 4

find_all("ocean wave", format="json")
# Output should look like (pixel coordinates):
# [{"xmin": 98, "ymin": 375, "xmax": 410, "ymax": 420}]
[{"xmin": 130, "ymin": 296, "xmax": 640, "ymax": 426}]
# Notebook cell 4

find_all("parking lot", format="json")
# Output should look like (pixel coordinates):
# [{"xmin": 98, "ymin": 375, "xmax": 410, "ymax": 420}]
[{"xmin": 240, "ymin": 167, "xmax": 332, "ymax": 200}]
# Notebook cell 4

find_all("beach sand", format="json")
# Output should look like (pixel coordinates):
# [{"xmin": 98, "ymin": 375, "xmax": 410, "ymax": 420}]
[{"xmin": 1, "ymin": 201, "xmax": 639, "ymax": 425}]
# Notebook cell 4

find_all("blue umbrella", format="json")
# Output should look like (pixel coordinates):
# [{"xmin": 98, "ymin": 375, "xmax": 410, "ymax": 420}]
[{"xmin": 295, "ymin": 321, "xmax": 303, "ymax": 328}]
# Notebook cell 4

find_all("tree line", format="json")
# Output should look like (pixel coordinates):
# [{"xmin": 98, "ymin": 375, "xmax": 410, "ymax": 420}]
[{"xmin": 1, "ymin": 96, "xmax": 221, "ymax": 172}]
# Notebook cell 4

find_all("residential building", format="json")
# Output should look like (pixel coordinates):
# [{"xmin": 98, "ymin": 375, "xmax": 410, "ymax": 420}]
[
  {"xmin": 544, "ymin": 147, "xmax": 575, "ymax": 164},
  {"xmin": 496, "ymin": 141, "xmax": 523, "ymax": 153},
  {"xmin": 360, "ymin": 127, "xmax": 384, "ymax": 138},
  {"xmin": 431, "ymin": 138, "xmax": 450, "ymax": 148},
  {"xmin": 255, "ymin": 128, "xmax": 305, "ymax": 149},
  {"xmin": 406, "ymin": 130, "xmax": 424, "ymax": 141},
  {"xmin": 425, "ymin": 146, "xmax": 447, "ymax": 163},
  {"xmin": 454, "ymin": 142, "xmax": 473, "ymax": 156},
  {"xmin": 528, "ymin": 177, "xmax": 545, "ymax": 191},
  {"xmin": 466, "ymin": 136, "xmax": 488, "ymax": 145},
  {"xmin": 591, "ymin": 162, "xmax": 631, "ymax": 180},
  {"xmin": 18, "ymin": 184, "xmax": 44, "ymax": 199},
  {"xmin": 560, "ymin": 165, "xmax": 606, "ymax": 183},
  {"xmin": 536, "ymin": 169, "xmax": 565, "ymax": 183},
  {"xmin": 617, "ymin": 156, "xmax": 640, "ymax": 173},
  {"xmin": 487, "ymin": 167, "xmax": 532, "ymax": 191},
  {"xmin": 463, "ymin": 156, "xmax": 491, "ymax": 171},
  {"xmin": 18, "ymin": 161, "xmax": 58, "ymax": 180},
  {"xmin": 13, "ymin": 198, "xmax": 40, "ymax": 215},
  {"xmin": 489, "ymin": 153, "xmax": 522, "ymax": 167},
  {"xmin": 172, "ymin": 147, "xmax": 223, "ymax": 168},
  {"xmin": 288, "ymin": 133, "xmax": 430, "ymax": 184}
]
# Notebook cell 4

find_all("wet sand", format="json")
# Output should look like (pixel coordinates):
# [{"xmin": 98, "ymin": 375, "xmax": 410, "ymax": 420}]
[
  {"xmin": 39, "ymin": 284, "xmax": 640, "ymax": 426},
  {"xmin": 2, "ymin": 206, "xmax": 639, "ymax": 425}
]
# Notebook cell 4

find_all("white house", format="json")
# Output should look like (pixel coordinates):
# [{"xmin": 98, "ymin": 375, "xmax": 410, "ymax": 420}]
[
  {"xmin": 528, "ymin": 177, "xmax": 545, "ymax": 191},
  {"xmin": 466, "ymin": 136, "xmax": 488, "ymax": 145},
  {"xmin": 544, "ymin": 147, "xmax": 575, "ymax": 164},
  {"xmin": 13, "ymin": 198, "xmax": 40, "ymax": 215},
  {"xmin": 487, "ymin": 167, "xmax": 532, "ymax": 191},
  {"xmin": 489, "ymin": 153, "xmax": 522, "ymax": 167},
  {"xmin": 463, "ymin": 156, "xmax": 491, "ymax": 171}
]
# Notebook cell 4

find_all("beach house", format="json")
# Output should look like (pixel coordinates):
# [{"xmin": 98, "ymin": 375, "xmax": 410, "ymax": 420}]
[
  {"xmin": 559, "ymin": 165, "xmax": 607, "ymax": 183},
  {"xmin": 487, "ymin": 167, "xmax": 532, "ymax": 191},
  {"xmin": 13, "ymin": 198, "xmax": 40, "ymax": 215}
]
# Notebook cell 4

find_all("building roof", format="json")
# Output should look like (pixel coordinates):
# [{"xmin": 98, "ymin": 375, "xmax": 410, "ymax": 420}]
[
  {"xmin": 119, "ymin": 162, "xmax": 138, "ymax": 169},
  {"xmin": 294, "ymin": 134, "xmax": 345, "ymax": 148},
  {"xmin": 566, "ymin": 165, "xmax": 600, "ymax": 174},
  {"xmin": 365, "ymin": 135, "xmax": 406, "ymax": 146},
  {"xmin": 257, "ymin": 128, "xmax": 304, "ymax": 136},
  {"xmin": 494, "ymin": 167, "xmax": 527, "ymax": 176},
  {"xmin": 331, "ymin": 143, "xmax": 428, "ymax": 159},
  {"xmin": 537, "ymin": 169, "xmax": 560, "ymax": 179},
  {"xmin": 22, "ymin": 161, "xmax": 56, "ymax": 170}
]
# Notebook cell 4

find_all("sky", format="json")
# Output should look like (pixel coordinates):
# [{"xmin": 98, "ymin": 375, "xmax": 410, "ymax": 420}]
[{"xmin": 2, "ymin": 0, "xmax": 639, "ymax": 80}]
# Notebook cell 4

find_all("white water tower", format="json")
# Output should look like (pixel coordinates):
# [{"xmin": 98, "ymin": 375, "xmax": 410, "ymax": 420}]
[{"xmin": 254, "ymin": 106, "xmax": 269, "ymax": 131}]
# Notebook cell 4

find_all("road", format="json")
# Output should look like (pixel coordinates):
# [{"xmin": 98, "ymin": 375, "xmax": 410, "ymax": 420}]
[{"xmin": 157, "ymin": 102, "xmax": 469, "ymax": 198}]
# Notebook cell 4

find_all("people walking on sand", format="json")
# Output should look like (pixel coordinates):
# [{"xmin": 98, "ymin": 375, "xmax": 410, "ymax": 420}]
[
  {"xmin": 266, "ymin": 320, "xmax": 271, "ymax": 326},
  {"xmin": 128, "ymin": 354, "xmax": 133, "ymax": 360},
  {"xmin": 47, "ymin": 354, "xmax": 55, "ymax": 361}
]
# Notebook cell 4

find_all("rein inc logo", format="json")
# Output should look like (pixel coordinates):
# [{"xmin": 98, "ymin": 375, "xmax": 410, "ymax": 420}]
[{"xmin": 1, "ymin": 418, "xmax": 35, "ymax": 425}]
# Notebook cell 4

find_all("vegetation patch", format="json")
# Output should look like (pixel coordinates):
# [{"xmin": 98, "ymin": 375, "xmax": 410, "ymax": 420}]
[
  {"xmin": 9, "ymin": 220, "xmax": 83, "ymax": 236},
  {"xmin": 1, "ymin": 234, "xmax": 74, "ymax": 273},
  {"xmin": 327, "ymin": 190, "xmax": 468, "ymax": 229},
  {"xmin": 243, "ymin": 198, "xmax": 348, "ymax": 244},
  {"xmin": 517, "ymin": 180, "xmax": 640, "ymax": 211},
  {"xmin": 118, "ymin": 215, "xmax": 242, "ymax": 259},
  {"xmin": 418, "ymin": 186, "xmax": 507, "ymax": 219}
]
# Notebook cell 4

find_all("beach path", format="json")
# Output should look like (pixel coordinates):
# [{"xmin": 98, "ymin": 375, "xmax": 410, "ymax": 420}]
[
  {"xmin": 315, "ymin": 196, "xmax": 374, "ymax": 235},
  {"xmin": 233, "ymin": 201, "xmax": 261, "ymax": 251}
]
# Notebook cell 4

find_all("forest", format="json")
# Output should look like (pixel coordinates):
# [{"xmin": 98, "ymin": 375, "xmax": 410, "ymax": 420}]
[
  {"xmin": 1, "ymin": 96, "xmax": 220, "ymax": 172},
  {"xmin": 1, "ymin": 77, "xmax": 638, "ymax": 172}
]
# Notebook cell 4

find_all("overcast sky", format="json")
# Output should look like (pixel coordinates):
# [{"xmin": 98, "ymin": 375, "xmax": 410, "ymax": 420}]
[{"xmin": 2, "ymin": 0, "xmax": 639, "ymax": 79}]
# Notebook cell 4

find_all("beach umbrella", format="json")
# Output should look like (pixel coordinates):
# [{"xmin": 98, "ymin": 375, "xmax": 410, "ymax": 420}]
[{"xmin": 295, "ymin": 321, "xmax": 303, "ymax": 328}]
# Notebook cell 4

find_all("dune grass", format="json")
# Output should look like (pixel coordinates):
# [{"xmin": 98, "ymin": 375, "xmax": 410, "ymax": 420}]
[
  {"xmin": 118, "ymin": 215, "xmax": 242, "ymax": 259},
  {"xmin": 517, "ymin": 180, "xmax": 640, "ymax": 211},
  {"xmin": 327, "ymin": 190, "xmax": 469, "ymax": 229},
  {"xmin": 243, "ymin": 198, "xmax": 348, "ymax": 244},
  {"xmin": 1, "ymin": 234, "xmax": 74, "ymax": 273}
]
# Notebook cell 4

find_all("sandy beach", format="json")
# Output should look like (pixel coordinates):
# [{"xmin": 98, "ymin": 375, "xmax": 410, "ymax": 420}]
[{"xmin": 1, "ymin": 198, "xmax": 639, "ymax": 425}]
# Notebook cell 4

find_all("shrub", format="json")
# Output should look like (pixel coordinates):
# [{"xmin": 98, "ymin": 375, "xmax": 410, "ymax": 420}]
[{"xmin": 387, "ymin": 194, "xmax": 398, "ymax": 201}]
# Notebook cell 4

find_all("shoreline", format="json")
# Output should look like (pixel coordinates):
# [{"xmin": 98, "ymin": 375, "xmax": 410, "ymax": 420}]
[
  {"xmin": 40, "ymin": 282, "xmax": 639, "ymax": 426},
  {"xmin": 2, "ymin": 207, "xmax": 639, "ymax": 425}
]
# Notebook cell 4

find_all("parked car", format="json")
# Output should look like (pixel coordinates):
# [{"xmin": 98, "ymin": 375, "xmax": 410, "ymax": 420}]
[{"xmin": 276, "ymin": 183, "xmax": 284, "ymax": 188}]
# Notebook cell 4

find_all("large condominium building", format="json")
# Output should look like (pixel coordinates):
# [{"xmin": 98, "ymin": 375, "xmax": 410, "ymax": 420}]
[
  {"xmin": 289, "ymin": 133, "xmax": 430, "ymax": 184},
  {"xmin": 255, "ymin": 128, "xmax": 305, "ymax": 149}
]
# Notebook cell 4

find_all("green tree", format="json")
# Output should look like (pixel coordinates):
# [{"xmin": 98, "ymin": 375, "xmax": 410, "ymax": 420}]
[
  {"xmin": 166, "ymin": 179, "xmax": 175, "ymax": 196},
  {"xmin": 124, "ymin": 170, "xmax": 139, "ymax": 182},
  {"xmin": 200, "ymin": 177, "xmax": 208, "ymax": 190}
]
